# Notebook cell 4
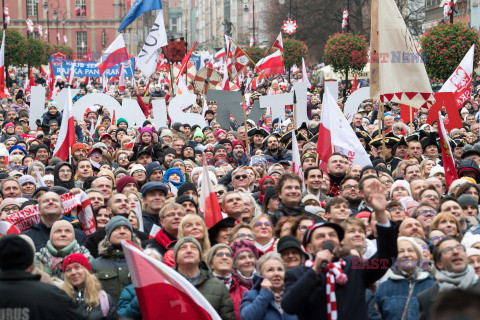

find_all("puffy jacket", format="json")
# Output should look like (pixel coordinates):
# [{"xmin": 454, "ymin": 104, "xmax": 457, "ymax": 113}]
[
  {"xmin": 1, "ymin": 132, "xmax": 22, "ymax": 143},
  {"xmin": 174, "ymin": 263, "xmax": 235, "ymax": 320},
  {"xmin": 73, "ymin": 287, "xmax": 119, "ymax": 320},
  {"xmin": 0, "ymin": 270, "xmax": 87, "ymax": 320},
  {"xmin": 90, "ymin": 237, "xmax": 141, "ymax": 303},
  {"xmin": 22, "ymin": 220, "xmax": 87, "ymax": 252},
  {"xmin": 241, "ymin": 274, "xmax": 297, "ymax": 320},
  {"xmin": 375, "ymin": 269, "xmax": 436, "ymax": 320},
  {"xmin": 41, "ymin": 110, "xmax": 63, "ymax": 133},
  {"xmin": 230, "ymin": 277, "xmax": 248, "ymax": 320},
  {"xmin": 118, "ymin": 284, "xmax": 141, "ymax": 320}
]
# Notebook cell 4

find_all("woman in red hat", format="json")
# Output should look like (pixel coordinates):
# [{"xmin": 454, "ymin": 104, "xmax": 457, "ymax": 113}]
[{"xmin": 62, "ymin": 253, "xmax": 118, "ymax": 320}]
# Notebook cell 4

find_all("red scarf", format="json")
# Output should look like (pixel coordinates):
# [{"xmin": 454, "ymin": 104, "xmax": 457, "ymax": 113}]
[{"xmin": 154, "ymin": 228, "xmax": 173, "ymax": 248}]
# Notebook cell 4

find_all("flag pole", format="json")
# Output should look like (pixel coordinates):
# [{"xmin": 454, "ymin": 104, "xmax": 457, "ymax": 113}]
[
  {"xmin": 293, "ymin": 91, "xmax": 297, "ymax": 130},
  {"xmin": 380, "ymin": 102, "xmax": 386, "ymax": 161},
  {"xmin": 241, "ymin": 83, "xmax": 250, "ymax": 153},
  {"xmin": 409, "ymin": 105, "xmax": 414, "ymax": 134}
]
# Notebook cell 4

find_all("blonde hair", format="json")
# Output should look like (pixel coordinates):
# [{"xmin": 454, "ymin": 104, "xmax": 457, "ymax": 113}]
[
  {"xmin": 177, "ymin": 214, "xmax": 211, "ymax": 261},
  {"xmin": 430, "ymin": 212, "xmax": 463, "ymax": 240},
  {"xmin": 62, "ymin": 267, "xmax": 102, "ymax": 308}
]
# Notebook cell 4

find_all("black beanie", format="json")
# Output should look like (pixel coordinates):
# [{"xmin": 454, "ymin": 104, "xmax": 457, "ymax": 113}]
[
  {"xmin": 163, "ymin": 148, "xmax": 177, "ymax": 158},
  {"xmin": 263, "ymin": 186, "xmax": 277, "ymax": 207},
  {"xmin": 34, "ymin": 144, "xmax": 49, "ymax": 156},
  {"xmin": 177, "ymin": 182, "xmax": 197, "ymax": 197},
  {"xmin": 0, "ymin": 235, "xmax": 34, "ymax": 271},
  {"xmin": 176, "ymin": 195, "xmax": 198, "ymax": 209}
]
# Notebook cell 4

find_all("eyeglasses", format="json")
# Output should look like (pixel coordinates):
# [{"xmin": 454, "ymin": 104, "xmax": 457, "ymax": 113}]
[
  {"xmin": 418, "ymin": 209, "xmax": 437, "ymax": 217},
  {"xmin": 215, "ymin": 190, "xmax": 225, "ymax": 195},
  {"xmin": 91, "ymin": 153, "xmax": 102, "ymax": 157},
  {"xmin": 253, "ymin": 221, "xmax": 272, "ymax": 228},
  {"xmin": 234, "ymin": 174, "xmax": 248, "ymax": 180},
  {"xmin": 163, "ymin": 212, "xmax": 186, "ymax": 219},
  {"xmin": 133, "ymin": 170, "xmax": 145, "ymax": 175},
  {"xmin": 422, "ymin": 194, "xmax": 439, "ymax": 200},
  {"xmin": 237, "ymin": 233, "xmax": 254, "ymax": 240},
  {"xmin": 343, "ymin": 185, "xmax": 359, "ymax": 190},
  {"xmin": 1, "ymin": 206, "xmax": 19, "ymax": 214},
  {"xmin": 118, "ymin": 156, "xmax": 128, "ymax": 161},
  {"xmin": 215, "ymin": 252, "xmax": 233, "ymax": 258},
  {"xmin": 440, "ymin": 244, "xmax": 465, "ymax": 256},
  {"xmin": 430, "ymin": 235, "xmax": 448, "ymax": 243}
]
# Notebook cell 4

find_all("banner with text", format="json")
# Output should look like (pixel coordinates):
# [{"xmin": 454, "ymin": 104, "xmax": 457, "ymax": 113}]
[{"xmin": 50, "ymin": 57, "xmax": 135, "ymax": 77}]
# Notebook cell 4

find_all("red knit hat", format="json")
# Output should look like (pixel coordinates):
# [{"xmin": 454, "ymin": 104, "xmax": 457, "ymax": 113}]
[
  {"xmin": 116, "ymin": 175, "xmax": 138, "ymax": 193},
  {"xmin": 62, "ymin": 253, "xmax": 91, "ymax": 273},
  {"xmin": 232, "ymin": 140, "xmax": 245, "ymax": 150}
]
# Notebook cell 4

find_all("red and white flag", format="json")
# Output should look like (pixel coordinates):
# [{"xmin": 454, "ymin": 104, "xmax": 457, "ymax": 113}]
[
  {"xmin": 0, "ymin": 221, "xmax": 20, "ymax": 236},
  {"xmin": 67, "ymin": 61, "xmax": 76, "ymax": 86},
  {"xmin": 52, "ymin": 88, "xmax": 76, "ymax": 161},
  {"xmin": 0, "ymin": 31, "xmax": 7, "ymax": 99},
  {"xmin": 221, "ymin": 64, "xmax": 230, "ymax": 91},
  {"xmin": 255, "ymin": 50, "xmax": 285, "ymax": 78},
  {"xmin": 272, "ymin": 32, "xmax": 284, "ymax": 53},
  {"xmin": 199, "ymin": 157, "xmax": 223, "ymax": 228},
  {"xmin": 302, "ymin": 58, "xmax": 311, "ymax": 88},
  {"xmin": 26, "ymin": 18, "xmax": 34, "ymax": 33},
  {"xmin": 96, "ymin": 34, "xmax": 129, "ymax": 75},
  {"xmin": 3, "ymin": 7, "xmax": 10, "ymax": 26},
  {"xmin": 124, "ymin": 136, "xmax": 135, "ymax": 150},
  {"xmin": 215, "ymin": 48, "xmax": 226, "ymax": 60},
  {"xmin": 122, "ymin": 240, "xmax": 222, "ymax": 320},
  {"xmin": 438, "ymin": 111, "xmax": 458, "ymax": 189},
  {"xmin": 317, "ymin": 86, "xmax": 372, "ymax": 170},
  {"xmin": 351, "ymin": 74, "xmax": 358, "ymax": 93},
  {"xmin": 439, "ymin": 44, "xmax": 474, "ymax": 110},
  {"xmin": 118, "ymin": 63, "xmax": 126, "ymax": 92},
  {"xmin": 176, "ymin": 41, "xmax": 197, "ymax": 81},
  {"xmin": 64, "ymin": 34, "xmax": 68, "ymax": 44},
  {"xmin": 226, "ymin": 40, "xmax": 249, "ymax": 80},
  {"xmin": 57, "ymin": 33, "xmax": 60, "ymax": 42},
  {"xmin": 291, "ymin": 132, "xmax": 302, "ymax": 175}
]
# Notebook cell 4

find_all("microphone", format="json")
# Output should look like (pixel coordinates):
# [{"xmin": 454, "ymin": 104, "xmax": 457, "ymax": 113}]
[{"xmin": 320, "ymin": 241, "xmax": 335, "ymax": 270}]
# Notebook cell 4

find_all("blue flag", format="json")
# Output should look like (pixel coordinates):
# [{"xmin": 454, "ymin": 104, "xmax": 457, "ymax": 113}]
[{"xmin": 118, "ymin": 0, "xmax": 163, "ymax": 32}]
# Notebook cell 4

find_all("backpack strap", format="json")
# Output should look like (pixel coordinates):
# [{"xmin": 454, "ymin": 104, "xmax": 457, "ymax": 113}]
[{"xmin": 98, "ymin": 290, "xmax": 109, "ymax": 317}]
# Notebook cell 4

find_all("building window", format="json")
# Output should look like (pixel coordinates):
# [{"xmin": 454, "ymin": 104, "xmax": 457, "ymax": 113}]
[
  {"xmin": 474, "ymin": 0, "xmax": 478, "ymax": 7},
  {"xmin": 171, "ymin": 17, "xmax": 177, "ymax": 32},
  {"xmin": 76, "ymin": 31, "xmax": 87, "ymax": 59},
  {"xmin": 76, "ymin": 0, "xmax": 87, "ymax": 16},
  {"xmin": 26, "ymin": 0, "xmax": 38, "ymax": 17}
]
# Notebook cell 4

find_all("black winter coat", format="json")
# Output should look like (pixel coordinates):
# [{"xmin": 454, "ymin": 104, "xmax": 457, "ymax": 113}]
[
  {"xmin": 41, "ymin": 110, "xmax": 63, "ymax": 134},
  {"xmin": 22, "ymin": 220, "xmax": 87, "ymax": 252},
  {"xmin": 0, "ymin": 270, "xmax": 87, "ymax": 320},
  {"xmin": 281, "ymin": 224, "xmax": 398, "ymax": 320}
]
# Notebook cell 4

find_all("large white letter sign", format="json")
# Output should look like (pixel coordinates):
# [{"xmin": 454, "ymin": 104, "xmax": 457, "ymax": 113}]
[
  {"xmin": 292, "ymin": 82, "xmax": 309, "ymax": 127},
  {"xmin": 151, "ymin": 99, "xmax": 169, "ymax": 129},
  {"xmin": 344, "ymin": 87, "xmax": 370, "ymax": 123},
  {"xmin": 30, "ymin": 86, "xmax": 46, "ymax": 130},
  {"xmin": 168, "ymin": 93, "xmax": 206, "ymax": 128}
]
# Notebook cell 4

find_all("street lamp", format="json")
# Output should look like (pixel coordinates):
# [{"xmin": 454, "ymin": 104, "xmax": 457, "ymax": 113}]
[
  {"xmin": 35, "ymin": 0, "xmax": 40, "ymax": 37},
  {"xmin": 43, "ymin": 1, "xmax": 49, "ymax": 40},
  {"xmin": 242, "ymin": 0, "xmax": 255, "ymax": 45}
]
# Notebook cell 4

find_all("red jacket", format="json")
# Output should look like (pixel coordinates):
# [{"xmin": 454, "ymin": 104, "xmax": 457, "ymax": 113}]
[{"xmin": 230, "ymin": 277, "xmax": 248, "ymax": 320}]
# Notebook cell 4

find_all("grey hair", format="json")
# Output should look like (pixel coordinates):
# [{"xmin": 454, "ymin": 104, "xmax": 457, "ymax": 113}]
[
  {"xmin": 257, "ymin": 252, "xmax": 285, "ymax": 276},
  {"xmin": 144, "ymin": 246, "xmax": 162, "ymax": 261}
]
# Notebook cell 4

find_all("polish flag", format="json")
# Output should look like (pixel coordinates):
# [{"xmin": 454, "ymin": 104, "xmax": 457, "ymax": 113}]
[
  {"xmin": 302, "ymin": 57, "xmax": 311, "ymax": 88},
  {"xmin": 272, "ymin": 32, "xmax": 284, "ymax": 53},
  {"xmin": 111, "ymin": 109, "xmax": 116, "ymax": 126},
  {"xmin": 67, "ymin": 61, "xmax": 76, "ymax": 86},
  {"xmin": 438, "ymin": 111, "xmax": 459, "ymax": 189},
  {"xmin": 124, "ymin": 136, "xmax": 135, "ymax": 150},
  {"xmin": 255, "ymin": 50, "xmax": 285, "ymax": 78},
  {"xmin": 291, "ymin": 132, "xmax": 302, "ymax": 176},
  {"xmin": 46, "ymin": 62, "xmax": 55, "ymax": 100},
  {"xmin": 221, "ymin": 64, "xmax": 230, "ymax": 91},
  {"xmin": 0, "ymin": 31, "xmax": 7, "ymax": 98},
  {"xmin": 89, "ymin": 121, "xmax": 96, "ymax": 139},
  {"xmin": 199, "ymin": 156, "xmax": 222, "ymax": 228},
  {"xmin": 118, "ymin": 63, "xmax": 125, "ymax": 92},
  {"xmin": 317, "ymin": 86, "xmax": 372, "ymax": 170},
  {"xmin": 0, "ymin": 221, "xmax": 20, "ymax": 236},
  {"xmin": 29, "ymin": 68, "xmax": 35, "ymax": 87},
  {"xmin": 176, "ymin": 41, "xmax": 197, "ymax": 81},
  {"xmin": 52, "ymin": 88, "xmax": 76, "ymax": 161},
  {"xmin": 96, "ymin": 34, "xmax": 129, "ymax": 75},
  {"xmin": 103, "ymin": 74, "xmax": 108, "ymax": 92},
  {"xmin": 439, "ymin": 44, "xmax": 474, "ymax": 110},
  {"xmin": 215, "ymin": 48, "xmax": 226, "ymax": 60},
  {"xmin": 351, "ymin": 74, "xmax": 358, "ymax": 93},
  {"xmin": 122, "ymin": 240, "xmax": 221, "ymax": 320}
]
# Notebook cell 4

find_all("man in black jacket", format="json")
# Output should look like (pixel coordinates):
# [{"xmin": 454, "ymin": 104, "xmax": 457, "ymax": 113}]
[
  {"xmin": 0, "ymin": 234, "xmax": 87, "ymax": 320},
  {"xmin": 22, "ymin": 191, "xmax": 87, "ymax": 251},
  {"xmin": 282, "ymin": 176, "xmax": 397, "ymax": 320}
]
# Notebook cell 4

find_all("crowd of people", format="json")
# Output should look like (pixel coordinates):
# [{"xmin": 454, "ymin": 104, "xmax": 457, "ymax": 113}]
[{"xmin": 1, "ymin": 69, "xmax": 480, "ymax": 320}]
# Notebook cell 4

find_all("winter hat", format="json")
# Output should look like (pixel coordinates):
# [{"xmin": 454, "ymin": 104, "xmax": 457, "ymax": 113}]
[
  {"xmin": 177, "ymin": 182, "xmax": 197, "ymax": 197},
  {"xmin": 355, "ymin": 211, "xmax": 371, "ymax": 219},
  {"xmin": 105, "ymin": 216, "xmax": 133, "ymax": 241},
  {"xmin": 206, "ymin": 243, "xmax": 232, "ymax": 266},
  {"xmin": 170, "ymin": 159, "xmax": 185, "ymax": 168},
  {"xmin": 114, "ymin": 168, "xmax": 129, "ymax": 177},
  {"xmin": 130, "ymin": 164, "xmax": 146, "ymax": 175},
  {"xmin": 397, "ymin": 236, "xmax": 423, "ymax": 260},
  {"xmin": 230, "ymin": 239, "xmax": 259, "ymax": 262},
  {"xmin": 215, "ymin": 129, "xmax": 227, "ymax": 137},
  {"xmin": 0, "ymin": 198, "xmax": 20, "ymax": 212},
  {"xmin": 50, "ymin": 220, "xmax": 74, "ymax": 242},
  {"xmin": 301, "ymin": 153, "xmax": 316, "ymax": 164},
  {"xmin": 193, "ymin": 128, "xmax": 204, "ymax": 139},
  {"xmin": 0, "ymin": 234, "xmax": 34, "ymax": 271},
  {"xmin": 263, "ymin": 186, "xmax": 277, "ymax": 207},
  {"xmin": 197, "ymin": 170, "xmax": 217, "ymax": 188},
  {"xmin": 117, "ymin": 118, "xmax": 128, "ymax": 127},
  {"xmin": 175, "ymin": 195, "xmax": 198, "ymax": 210},
  {"xmin": 466, "ymin": 247, "xmax": 480, "ymax": 258},
  {"xmin": 461, "ymin": 234, "xmax": 480, "ymax": 249},
  {"xmin": 98, "ymin": 169, "xmax": 115, "ymax": 183},
  {"xmin": 9, "ymin": 145, "xmax": 27, "ymax": 155},
  {"xmin": 4, "ymin": 122, "xmax": 14, "ymax": 129},
  {"xmin": 164, "ymin": 168, "xmax": 184, "ymax": 183},
  {"xmin": 141, "ymin": 181, "xmax": 169, "ymax": 197},
  {"xmin": 62, "ymin": 253, "xmax": 91, "ymax": 273},
  {"xmin": 146, "ymin": 162, "xmax": 163, "ymax": 180},
  {"xmin": 116, "ymin": 176, "xmax": 138, "ymax": 193},
  {"xmin": 18, "ymin": 175, "xmax": 36, "ymax": 187},
  {"xmin": 160, "ymin": 129, "xmax": 173, "ymax": 138},
  {"xmin": 71, "ymin": 143, "xmax": 87, "ymax": 155},
  {"xmin": 43, "ymin": 175, "xmax": 54, "ymax": 183},
  {"xmin": 213, "ymin": 144, "xmax": 227, "ymax": 155},
  {"xmin": 163, "ymin": 148, "xmax": 177, "ymax": 158},
  {"xmin": 173, "ymin": 237, "xmax": 203, "ymax": 261},
  {"xmin": 301, "ymin": 194, "xmax": 321, "ymax": 206},
  {"xmin": 457, "ymin": 194, "xmax": 478, "ymax": 208},
  {"xmin": 390, "ymin": 180, "xmax": 412, "ymax": 198},
  {"xmin": 232, "ymin": 140, "xmax": 245, "ymax": 150}
]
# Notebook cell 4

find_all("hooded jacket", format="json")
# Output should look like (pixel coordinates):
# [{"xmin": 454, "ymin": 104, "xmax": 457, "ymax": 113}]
[
  {"xmin": 131, "ymin": 127, "xmax": 163, "ymax": 161},
  {"xmin": 458, "ymin": 158, "xmax": 480, "ymax": 181},
  {"xmin": 54, "ymin": 162, "xmax": 75, "ymax": 190},
  {"xmin": 41, "ymin": 109, "xmax": 63, "ymax": 133}
]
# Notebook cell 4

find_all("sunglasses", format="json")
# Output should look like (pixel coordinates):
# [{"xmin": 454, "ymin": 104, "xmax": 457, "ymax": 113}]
[
  {"xmin": 215, "ymin": 190, "xmax": 225, "ymax": 195},
  {"xmin": 215, "ymin": 252, "xmax": 233, "ymax": 258},
  {"xmin": 234, "ymin": 174, "xmax": 248, "ymax": 180}
]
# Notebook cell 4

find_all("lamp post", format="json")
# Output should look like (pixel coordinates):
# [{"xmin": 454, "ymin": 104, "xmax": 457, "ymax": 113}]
[
  {"xmin": 53, "ymin": 9, "xmax": 57, "ymax": 43},
  {"xmin": 242, "ymin": 0, "xmax": 255, "ymax": 45},
  {"xmin": 35, "ymin": 0, "xmax": 40, "ymax": 37},
  {"xmin": 43, "ymin": 1, "xmax": 49, "ymax": 40}
]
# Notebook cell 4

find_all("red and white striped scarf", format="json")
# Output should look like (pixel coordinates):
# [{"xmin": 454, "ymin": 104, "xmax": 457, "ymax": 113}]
[{"xmin": 324, "ymin": 259, "xmax": 348, "ymax": 320}]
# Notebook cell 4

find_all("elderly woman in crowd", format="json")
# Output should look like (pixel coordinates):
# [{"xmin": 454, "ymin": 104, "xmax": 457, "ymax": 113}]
[
  {"xmin": 251, "ymin": 214, "xmax": 276, "ymax": 256},
  {"xmin": 390, "ymin": 180, "xmax": 412, "ymax": 202},
  {"xmin": 35, "ymin": 220, "xmax": 91, "ymax": 281},
  {"xmin": 231, "ymin": 239, "xmax": 259, "ymax": 290},
  {"xmin": 240, "ymin": 252, "xmax": 297, "ymax": 320},
  {"xmin": 62, "ymin": 253, "xmax": 118, "ymax": 319},
  {"xmin": 375, "ymin": 237, "xmax": 436, "ymax": 320}
]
